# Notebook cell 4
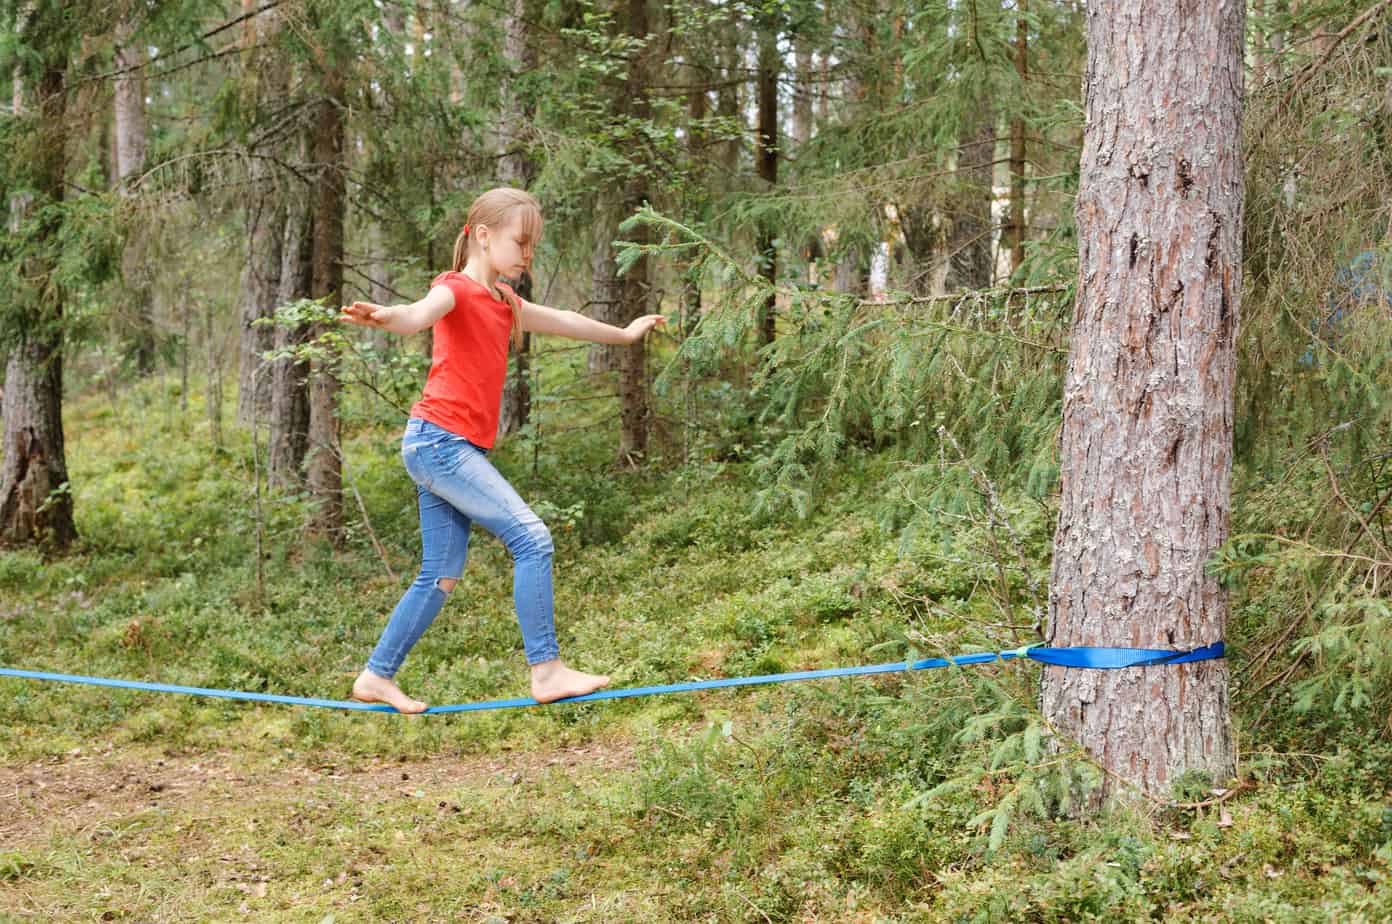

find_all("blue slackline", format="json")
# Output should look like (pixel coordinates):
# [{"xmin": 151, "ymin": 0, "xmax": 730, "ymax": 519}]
[{"xmin": 0, "ymin": 643, "xmax": 1223, "ymax": 715}]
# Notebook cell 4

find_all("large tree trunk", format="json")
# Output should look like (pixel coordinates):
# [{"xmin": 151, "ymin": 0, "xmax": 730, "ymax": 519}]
[
  {"xmin": 1, "ymin": 36, "xmax": 76, "ymax": 549},
  {"xmin": 236, "ymin": 0, "xmax": 286, "ymax": 427},
  {"xmin": 497, "ymin": 0, "xmax": 536, "ymax": 439},
  {"xmin": 306, "ymin": 64, "xmax": 345, "ymax": 540},
  {"xmin": 1041, "ymin": 0, "xmax": 1242, "ymax": 807},
  {"xmin": 114, "ymin": 14, "xmax": 155, "ymax": 375}
]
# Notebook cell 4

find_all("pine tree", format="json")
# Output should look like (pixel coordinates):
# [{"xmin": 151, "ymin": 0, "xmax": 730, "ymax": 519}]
[{"xmin": 1040, "ymin": 0, "xmax": 1243, "ymax": 806}]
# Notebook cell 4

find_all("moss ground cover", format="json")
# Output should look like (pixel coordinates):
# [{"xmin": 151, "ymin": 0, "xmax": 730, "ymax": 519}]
[{"xmin": 1, "ymin": 376, "xmax": 1389, "ymax": 922}]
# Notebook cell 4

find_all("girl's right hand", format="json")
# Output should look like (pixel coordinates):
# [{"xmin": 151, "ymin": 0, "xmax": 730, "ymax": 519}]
[
  {"xmin": 623, "ymin": 314, "xmax": 667, "ymax": 344},
  {"xmin": 339, "ymin": 301, "xmax": 391, "ymax": 328}
]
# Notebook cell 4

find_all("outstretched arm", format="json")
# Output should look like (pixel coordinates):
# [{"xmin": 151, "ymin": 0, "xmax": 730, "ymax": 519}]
[
  {"xmin": 339, "ymin": 285, "xmax": 455, "ymax": 336},
  {"xmin": 521, "ymin": 299, "xmax": 665, "ymax": 345}
]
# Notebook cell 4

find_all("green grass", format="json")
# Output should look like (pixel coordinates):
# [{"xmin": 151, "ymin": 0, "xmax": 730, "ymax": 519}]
[{"xmin": 0, "ymin": 373, "xmax": 1389, "ymax": 921}]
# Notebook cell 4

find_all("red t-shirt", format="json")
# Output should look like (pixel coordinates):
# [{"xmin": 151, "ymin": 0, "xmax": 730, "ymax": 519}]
[{"xmin": 409, "ymin": 271, "xmax": 518, "ymax": 449}]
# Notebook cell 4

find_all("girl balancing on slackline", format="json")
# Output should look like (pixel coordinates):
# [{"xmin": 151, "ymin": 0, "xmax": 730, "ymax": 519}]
[{"xmin": 338, "ymin": 187, "xmax": 665, "ymax": 714}]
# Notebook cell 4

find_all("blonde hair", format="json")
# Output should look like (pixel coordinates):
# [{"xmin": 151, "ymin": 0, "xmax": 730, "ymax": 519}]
[{"xmin": 451, "ymin": 187, "xmax": 544, "ymax": 348}]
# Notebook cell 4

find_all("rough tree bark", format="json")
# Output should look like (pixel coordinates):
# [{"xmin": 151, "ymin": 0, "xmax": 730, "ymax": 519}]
[
  {"xmin": 1040, "ymin": 0, "xmax": 1243, "ymax": 806},
  {"xmin": 1, "ymin": 12, "xmax": 76, "ymax": 549}
]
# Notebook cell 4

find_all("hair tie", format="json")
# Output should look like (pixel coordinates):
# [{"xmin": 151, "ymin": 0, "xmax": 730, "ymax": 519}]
[{"xmin": 463, "ymin": 223, "xmax": 471, "ymax": 236}]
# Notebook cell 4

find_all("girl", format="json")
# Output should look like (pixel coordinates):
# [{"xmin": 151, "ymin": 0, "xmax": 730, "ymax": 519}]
[{"xmin": 339, "ymin": 187, "xmax": 664, "ymax": 713}]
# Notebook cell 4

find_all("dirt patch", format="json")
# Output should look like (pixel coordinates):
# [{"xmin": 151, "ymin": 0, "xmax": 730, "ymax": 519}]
[{"xmin": 0, "ymin": 739, "xmax": 638, "ymax": 848}]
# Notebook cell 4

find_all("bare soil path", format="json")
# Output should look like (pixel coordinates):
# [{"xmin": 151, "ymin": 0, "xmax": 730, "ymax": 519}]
[{"xmin": 0, "ymin": 740, "xmax": 637, "ymax": 849}]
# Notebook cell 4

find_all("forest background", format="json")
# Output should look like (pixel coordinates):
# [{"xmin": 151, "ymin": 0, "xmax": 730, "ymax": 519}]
[{"xmin": 1, "ymin": 0, "xmax": 1391, "ymax": 920}]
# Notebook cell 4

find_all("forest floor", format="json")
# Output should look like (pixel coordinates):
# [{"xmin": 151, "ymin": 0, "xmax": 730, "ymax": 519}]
[{"xmin": 1, "ymin": 375, "xmax": 1390, "ymax": 922}]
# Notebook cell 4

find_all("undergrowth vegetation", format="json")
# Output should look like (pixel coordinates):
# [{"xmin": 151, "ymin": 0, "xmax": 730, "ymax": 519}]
[{"xmin": 2, "ymin": 348, "xmax": 1390, "ymax": 920}]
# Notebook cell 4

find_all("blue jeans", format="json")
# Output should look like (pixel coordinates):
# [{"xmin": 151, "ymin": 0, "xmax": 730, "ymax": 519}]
[{"xmin": 365, "ymin": 417, "xmax": 560, "ymax": 678}]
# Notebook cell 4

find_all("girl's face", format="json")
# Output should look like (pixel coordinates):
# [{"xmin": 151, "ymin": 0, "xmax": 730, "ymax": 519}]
[{"xmin": 482, "ymin": 211, "xmax": 538, "ymax": 279}]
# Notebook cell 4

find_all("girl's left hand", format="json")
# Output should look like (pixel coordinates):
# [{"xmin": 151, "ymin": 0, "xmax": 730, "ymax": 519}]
[{"xmin": 624, "ymin": 314, "xmax": 667, "ymax": 344}]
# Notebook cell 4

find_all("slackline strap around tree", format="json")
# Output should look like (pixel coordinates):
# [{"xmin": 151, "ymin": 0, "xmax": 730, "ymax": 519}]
[{"xmin": 0, "ymin": 643, "xmax": 1224, "ymax": 715}]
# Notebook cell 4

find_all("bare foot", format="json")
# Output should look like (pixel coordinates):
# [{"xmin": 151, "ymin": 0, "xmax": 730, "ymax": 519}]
[
  {"xmin": 530, "ymin": 659, "xmax": 610, "ymax": 704},
  {"xmin": 350, "ymin": 669, "xmax": 428, "ymax": 714}
]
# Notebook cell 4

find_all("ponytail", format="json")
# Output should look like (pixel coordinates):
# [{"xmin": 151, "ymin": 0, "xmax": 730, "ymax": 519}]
[{"xmin": 451, "ymin": 225, "xmax": 470, "ymax": 272}]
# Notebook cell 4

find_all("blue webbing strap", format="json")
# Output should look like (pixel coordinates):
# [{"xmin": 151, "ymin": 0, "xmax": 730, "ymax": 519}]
[{"xmin": 0, "ymin": 642, "xmax": 1224, "ymax": 715}]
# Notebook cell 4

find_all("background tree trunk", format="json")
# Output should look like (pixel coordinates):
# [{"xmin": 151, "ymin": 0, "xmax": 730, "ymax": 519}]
[
  {"xmin": 588, "ymin": 198, "xmax": 624, "ymax": 375},
  {"xmin": 792, "ymin": 37, "xmax": 814, "ymax": 146},
  {"xmin": 715, "ymin": 23, "xmax": 741, "ymax": 176},
  {"xmin": 1005, "ymin": 0, "xmax": 1029, "ymax": 276},
  {"xmin": 1, "ymin": 20, "xmax": 76, "ymax": 549},
  {"xmin": 306, "ymin": 61, "xmax": 345, "ymax": 540},
  {"xmin": 1040, "ymin": 0, "xmax": 1243, "ymax": 807},
  {"xmin": 616, "ymin": 0, "xmax": 656, "ymax": 462},
  {"xmin": 236, "ymin": 0, "xmax": 286, "ymax": 427},
  {"xmin": 682, "ymin": 78, "xmax": 708, "ymax": 333},
  {"xmin": 267, "ymin": 178, "xmax": 312, "ymax": 488},
  {"xmin": 497, "ymin": 0, "xmax": 537, "ymax": 439},
  {"xmin": 588, "ymin": 0, "xmax": 655, "ymax": 386},
  {"xmin": 944, "ymin": 101, "xmax": 995, "ymax": 291},
  {"xmin": 114, "ymin": 13, "xmax": 155, "ymax": 375},
  {"xmin": 755, "ymin": 21, "xmax": 779, "ymax": 347}
]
